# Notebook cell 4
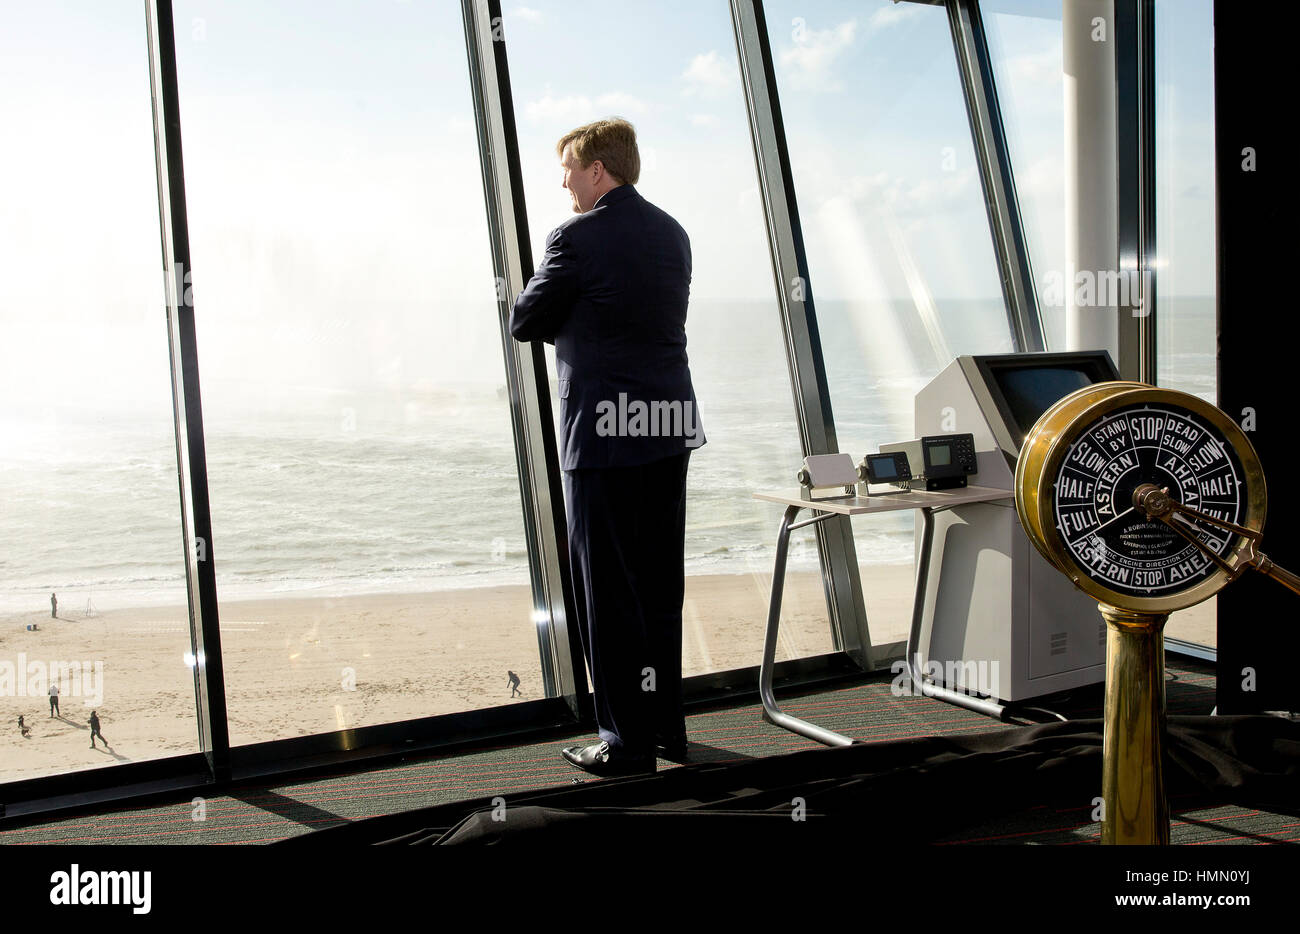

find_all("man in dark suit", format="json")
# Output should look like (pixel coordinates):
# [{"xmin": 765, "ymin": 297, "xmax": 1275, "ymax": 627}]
[{"xmin": 510, "ymin": 118, "xmax": 704, "ymax": 777}]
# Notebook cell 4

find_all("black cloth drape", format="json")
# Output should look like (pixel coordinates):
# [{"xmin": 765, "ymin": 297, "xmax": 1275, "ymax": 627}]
[{"xmin": 275, "ymin": 715, "xmax": 1300, "ymax": 846}]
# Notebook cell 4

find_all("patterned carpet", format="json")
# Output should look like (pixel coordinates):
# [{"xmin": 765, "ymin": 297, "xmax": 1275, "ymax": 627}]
[{"xmin": 0, "ymin": 657, "xmax": 1292, "ymax": 845}]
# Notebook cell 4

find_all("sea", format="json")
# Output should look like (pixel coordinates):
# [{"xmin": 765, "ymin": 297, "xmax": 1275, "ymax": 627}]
[{"xmin": 0, "ymin": 297, "xmax": 1215, "ymax": 617}]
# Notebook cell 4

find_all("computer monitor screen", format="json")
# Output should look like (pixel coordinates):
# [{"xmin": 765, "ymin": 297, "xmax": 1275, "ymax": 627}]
[
  {"xmin": 994, "ymin": 366, "xmax": 1098, "ymax": 437},
  {"xmin": 971, "ymin": 351, "xmax": 1119, "ymax": 448}
]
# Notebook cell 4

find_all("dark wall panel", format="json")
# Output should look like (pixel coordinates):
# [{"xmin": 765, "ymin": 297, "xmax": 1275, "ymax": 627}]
[{"xmin": 1215, "ymin": 3, "xmax": 1300, "ymax": 714}]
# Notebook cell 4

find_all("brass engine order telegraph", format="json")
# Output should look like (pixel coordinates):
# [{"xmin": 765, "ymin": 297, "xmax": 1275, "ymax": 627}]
[{"xmin": 1016, "ymin": 381, "xmax": 1299, "ymax": 844}]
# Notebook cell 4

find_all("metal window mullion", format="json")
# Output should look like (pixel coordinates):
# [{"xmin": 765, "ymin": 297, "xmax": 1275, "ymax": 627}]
[
  {"xmin": 1116, "ymin": 0, "xmax": 1157, "ymax": 382},
  {"xmin": 1140, "ymin": 0, "xmax": 1157, "ymax": 383},
  {"xmin": 1116, "ymin": 0, "xmax": 1140, "ymax": 379},
  {"xmin": 461, "ymin": 0, "xmax": 586, "ymax": 715},
  {"xmin": 145, "ymin": 0, "xmax": 230, "ymax": 782},
  {"xmin": 949, "ymin": 0, "xmax": 1047, "ymax": 353},
  {"xmin": 731, "ymin": 0, "xmax": 872, "ymax": 671}
]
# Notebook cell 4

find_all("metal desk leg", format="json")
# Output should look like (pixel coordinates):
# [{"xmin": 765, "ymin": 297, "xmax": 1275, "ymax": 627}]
[
  {"xmin": 760, "ymin": 504, "xmax": 856, "ymax": 747},
  {"xmin": 907, "ymin": 506, "xmax": 1010, "ymax": 719}
]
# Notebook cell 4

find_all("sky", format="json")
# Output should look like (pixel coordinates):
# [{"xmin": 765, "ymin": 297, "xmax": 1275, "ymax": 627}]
[{"xmin": 0, "ymin": 0, "xmax": 1216, "ymax": 422}]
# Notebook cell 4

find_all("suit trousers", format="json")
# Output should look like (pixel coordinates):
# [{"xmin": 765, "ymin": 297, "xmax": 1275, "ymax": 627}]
[{"xmin": 563, "ymin": 451, "xmax": 690, "ymax": 758}]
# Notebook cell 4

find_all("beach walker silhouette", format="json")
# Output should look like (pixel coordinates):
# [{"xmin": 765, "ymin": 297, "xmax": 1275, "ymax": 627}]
[
  {"xmin": 50, "ymin": 592, "xmax": 57, "ymax": 618},
  {"xmin": 507, "ymin": 670, "xmax": 521, "ymax": 698},
  {"xmin": 89, "ymin": 710, "xmax": 108, "ymax": 749}
]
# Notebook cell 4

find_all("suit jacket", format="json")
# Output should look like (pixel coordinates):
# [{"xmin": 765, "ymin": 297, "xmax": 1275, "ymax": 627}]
[{"xmin": 510, "ymin": 184, "xmax": 705, "ymax": 469}]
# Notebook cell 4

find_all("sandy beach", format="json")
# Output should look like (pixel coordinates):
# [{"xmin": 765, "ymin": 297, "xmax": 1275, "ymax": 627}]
[{"xmin": 0, "ymin": 566, "xmax": 1212, "ymax": 783}]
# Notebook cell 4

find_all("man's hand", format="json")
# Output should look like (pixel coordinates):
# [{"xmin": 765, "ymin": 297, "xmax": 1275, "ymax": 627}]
[{"xmin": 509, "ymin": 227, "xmax": 579, "ymax": 343}]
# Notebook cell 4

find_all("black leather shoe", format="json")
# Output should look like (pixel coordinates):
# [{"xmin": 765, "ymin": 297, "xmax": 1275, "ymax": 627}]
[
  {"xmin": 561, "ymin": 741, "xmax": 656, "ymax": 777},
  {"xmin": 655, "ymin": 737, "xmax": 689, "ymax": 760}
]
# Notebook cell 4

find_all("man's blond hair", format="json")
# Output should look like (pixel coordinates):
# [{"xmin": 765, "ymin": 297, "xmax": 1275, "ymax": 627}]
[{"xmin": 556, "ymin": 117, "xmax": 640, "ymax": 186}]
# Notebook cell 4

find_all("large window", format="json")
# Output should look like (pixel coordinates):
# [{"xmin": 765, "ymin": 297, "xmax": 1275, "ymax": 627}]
[
  {"xmin": 0, "ymin": 2, "xmax": 197, "ymax": 781},
  {"xmin": 171, "ymin": 0, "xmax": 537, "ymax": 743},
  {"xmin": 505, "ymin": 2, "xmax": 831, "ymax": 675},
  {"xmin": 1155, "ymin": 0, "xmax": 1216, "ymax": 650},
  {"xmin": 1154, "ymin": 0, "xmax": 1215, "ymax": 404},
  {"xmin": 982, "ymin": 0, "xmax": 1067, "ymax": 350},
  {"xmin": 765, "ymin": 0, "xmax": 1015, "ymax": 647}
]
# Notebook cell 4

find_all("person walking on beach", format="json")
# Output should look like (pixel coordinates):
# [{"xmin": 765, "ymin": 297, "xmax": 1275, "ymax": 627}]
[
  {"xmin": 89, "ymin": 710, "xmax": 107, "ymax": 748},
  {"xmin": 48, "ymin": 682, "xmax": 60, "ymax": 717},
  {"xmin": 507, "ymin": 670, "xmax": 521, "ymax": 698},
  {"xmin": 50, "ymin": 592, "xmax": 57, "ymax": 618}
]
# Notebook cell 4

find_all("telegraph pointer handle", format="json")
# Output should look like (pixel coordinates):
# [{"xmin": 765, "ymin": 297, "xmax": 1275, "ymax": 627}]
[{"xmin": 1131, "ymin": 483, "xmax": 1300, "ymax": 597}]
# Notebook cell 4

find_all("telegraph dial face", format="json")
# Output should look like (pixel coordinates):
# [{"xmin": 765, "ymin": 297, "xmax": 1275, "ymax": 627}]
[
  {"xmin": 1052, "ymin": 402, "xmax": 1247, "ymax": 599},
  {"xmin": 1017, "ymin": 383, "xmax": 1267, "ymax": 613}
]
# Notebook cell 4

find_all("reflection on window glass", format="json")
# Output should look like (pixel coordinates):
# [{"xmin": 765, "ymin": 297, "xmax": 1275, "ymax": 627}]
[
  {"xmin": 507, "ymin": 2, "xmax": 830, "ymax": 675},
  {"xmin": 0, "ymin": 2, "xmax": 197, "ymax": 781},
  {"xmin": 983, "ymin": 0, "xmax": 1066, "ymax": 350},
  {"xmin": 766, "ymin": 0, "xmax": 1014, "ymax": 645},
  {"xmin": 173, "ymin": 0, "xmax": 536, "ymax": 744},
  {"xmin": 1154, "ymin": 0, "xmax": 1216, "ymax": 649}
]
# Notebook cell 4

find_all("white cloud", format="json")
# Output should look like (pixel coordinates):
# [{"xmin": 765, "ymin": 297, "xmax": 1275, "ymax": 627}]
[
  {"xmin": 682, "ymin": 50, "xmax": 735, "ymax": 96},
  {"xmin": 868, "ymin": 3, "xmax": 925, "ymax": 32},
  {"xmin": 844, "ymin": 171, "xmax": 899, "ymax": 206},
  {"xmin": 1017, "ymin": 155, "xmax": 1066, "ymax": 202},
  {"xmin": 737, "ymin": 185, "xmax": 762, "ymax": 213},
  {"xmin": 524, "ymin": 90, "xmax": 647, "ymax": 124},
  {"xmin": 509, "ymin": 6, "xmax": 542, "ymax": 23},
  {"xmin": 594, "ymin": 92, "xmax": 646, "ymax": 116},
  {"xmin": 444, "ymin": 115, "xmax": 474, "ymax": 135},
  {"xmin": 777, "ymin": 8, "xmax": 922, "ymax": 92},
  {"xmin": 1005, "ymin": 45, "xmax": 1063, "ymax": 88},
  {"xmin": 779, "ymin": 20, "xmax": 857, "ymax": 91},
  {"xmin": 689, "ymin": 113, "xmax": 719, "ymax": 127},
  {"xmin": 839, "ymin": 164, "xmax": 978, "ymax": 218}
]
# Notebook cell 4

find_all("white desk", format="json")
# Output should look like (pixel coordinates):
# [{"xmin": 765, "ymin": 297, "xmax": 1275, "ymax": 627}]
[{"xmin": 752, "ymin": 485, "xmax": 1013, "ymax": 746}]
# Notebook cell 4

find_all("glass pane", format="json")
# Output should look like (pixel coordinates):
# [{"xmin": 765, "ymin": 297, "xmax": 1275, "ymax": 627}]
[
  {"xmin": 172, "ymin": 0, "xmax": 536, "ymax": 744},
  {"xmin": 765, "ymin": 0, "xmax": 1015, "ymax": 647},
  {"xmin": 1154, "ymin": 0, "xmax": 1216, "ymax": 648},
  {"xmin": 982, "ymin": 0, "xmax": 1067, "ymax": 350},
  {"xmin": 0, "ymin": 2, "xmax": 198, "ymax": 781},
  {"xmin": 1154, "ymin": 0, "xmax": 1215, "ymax": 403},
  {"xmin": 505, "ymin": 2, "xmax": 829, "ymax": 676}
]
